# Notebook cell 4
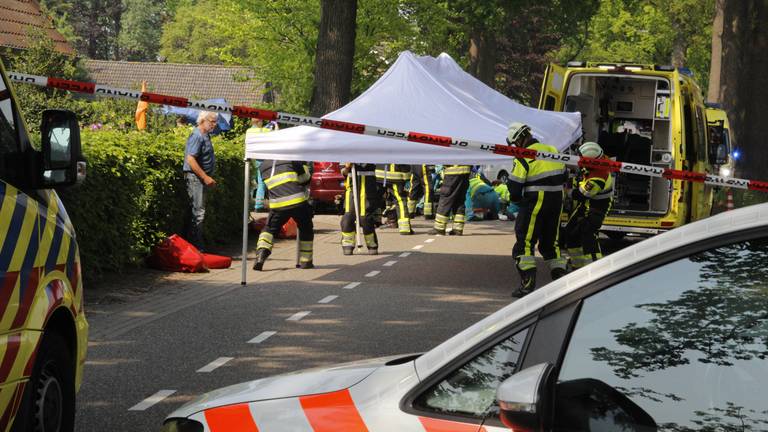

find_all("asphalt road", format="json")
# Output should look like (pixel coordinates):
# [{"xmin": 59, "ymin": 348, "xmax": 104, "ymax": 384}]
[{"xmin": 74, "ymin": 214, "xmax": 636, "ymax": 432}]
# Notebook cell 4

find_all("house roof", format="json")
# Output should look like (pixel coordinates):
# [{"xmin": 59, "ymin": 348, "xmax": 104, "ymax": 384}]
[
  {"xmin": 82, "ymin": 59, "xmax": 265, "ymax": 107},
  {"xmin": 0, "ymin": 0, "xmax": 74, "ymax": 54}
]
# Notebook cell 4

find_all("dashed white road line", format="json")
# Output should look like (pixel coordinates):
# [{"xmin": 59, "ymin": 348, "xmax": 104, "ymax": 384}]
[
  {"xmin": 287, "ymin": 311, "xmax": 311, "ymax": 321},
  {"xmin": 412, "ymin": 245, "xmax": 424, "ymax": 250},
  {"xmin": 197, "ymin": 357, "xmax": 233, "ymax": 373},
  {"xmin": 318, "ymin": 295, "xmax": 338, "ymax": 304},
  {"xmin": 399, "ymin": 252, "xmax": 411, "ymax": 258},
  {"xmin": 424, "ymin": 238, "xmax": 435, "ymax": 243},
  {"xmin": 128, "ymin": 390, "xmax": 176, "ymax": 411},
  {"xmin": 383, "ymin": 260, "xmax": 397, "ymax": 267},
  {"xmin": 365, "ymin": 270, "xmax": 380, "ymax": 277},
  {"xmin": 248, "ymin": 331, "xmax": 277, "ymax": 344},
  {"xmin": 343, "ymin": 282, "xmax": 361, "ymax": 290}
]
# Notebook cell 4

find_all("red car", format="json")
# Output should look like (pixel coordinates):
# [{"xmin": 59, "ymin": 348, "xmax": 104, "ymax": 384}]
[{"xmin": 310, "ymin": 162, "xmax": 345, "ymax": 211}]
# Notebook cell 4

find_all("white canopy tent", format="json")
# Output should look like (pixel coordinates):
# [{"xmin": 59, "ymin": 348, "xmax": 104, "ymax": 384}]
[{"xmin": 240, "ymin": 51, "xmax": 582, "ymax": 283}]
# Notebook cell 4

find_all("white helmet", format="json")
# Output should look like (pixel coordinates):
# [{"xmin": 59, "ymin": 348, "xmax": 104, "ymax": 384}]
[
  {"xmin": 579, "ymin": 141, "xmax": 603, "ymax": 158},
  {"xmin": 507, "ymin": 122, "xmax": 531, "ymax": 145}
]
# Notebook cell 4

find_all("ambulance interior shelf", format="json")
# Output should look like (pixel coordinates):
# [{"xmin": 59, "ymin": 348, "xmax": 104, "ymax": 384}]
[{"xmin": 564, "ymin": 74, "xmax": 672, "ymax": 215}]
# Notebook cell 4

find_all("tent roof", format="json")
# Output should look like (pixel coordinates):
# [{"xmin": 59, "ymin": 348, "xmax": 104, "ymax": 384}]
[{"xmin": 245, "ymin": 51, "xmax": 581, "ymax": 164}]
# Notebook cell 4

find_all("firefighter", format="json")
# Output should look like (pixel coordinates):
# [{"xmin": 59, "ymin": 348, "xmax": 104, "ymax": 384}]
[
  {"xmin": 429, "ymin": 164, "xmax": 471, "ymax": 235},
  {"xmin": 563, "ymin": 141, "xmax": 614, "ymax": 269},
  {"xmin": 407, "ymin": 165, "xmax": 436, "ymax": 219},
  {"xmin": 253, "ymin": 159, "xmax": 314, "ymax": 270},
  {"xmin": 375, "ymin": 164, "xmax": 413, "ymax": 234},
  {"xmin": 340, "ymin": 163, "xmax": 380, "ymax": 255},
  {"xmin": 506, "ymin": 122, "xmax": 567, "ymax": 296}
]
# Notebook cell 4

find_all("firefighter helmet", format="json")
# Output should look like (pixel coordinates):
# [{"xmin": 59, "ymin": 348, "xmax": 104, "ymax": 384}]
[
  {"xmin": 506, "ymin": 122, "xmax": 532, "ymax": 145},
  {"xmin": 579, "ymin": 141, "xmax": 603, "ymax": 158}
]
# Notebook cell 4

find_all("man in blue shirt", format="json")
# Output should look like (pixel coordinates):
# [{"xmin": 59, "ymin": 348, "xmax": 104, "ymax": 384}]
[{"xmin": 183, "ymin": 111, "xmax": 218, "ymax": 250}]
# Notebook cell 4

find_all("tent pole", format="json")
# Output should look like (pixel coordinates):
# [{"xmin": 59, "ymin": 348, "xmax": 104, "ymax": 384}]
[
  {"xmin": 350, "ymin": 165, "xmax": 363, "ymax": 248},
  {"xmin": 241, "ymin": 159, "xmax": 250, "ymax": 285}
]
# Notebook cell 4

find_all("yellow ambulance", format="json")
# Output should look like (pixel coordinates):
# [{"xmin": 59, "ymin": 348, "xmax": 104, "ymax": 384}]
[
  {"xmin": 704, "ymin": 103, "xmax": 733, "ymax": 178},
  {"xmin": 540, "ymin": 62, "xmax": 722, "ymax": 237},
  {"xmin": 1, "ymin": 60, "xmax": 87, "ymax": 431}
]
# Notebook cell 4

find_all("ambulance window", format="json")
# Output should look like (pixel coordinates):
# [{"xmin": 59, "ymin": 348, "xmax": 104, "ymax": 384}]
[
  {"xmin": 544, "ymin": 95, "xmax": 556, "ymax": 111},
  {"xmin": 414, "ymin": 328, "xmax": 529, "ymax": 418},
  {"xmin": 0, "ymin": 74, "xmax": 19, "ymax": 155}
]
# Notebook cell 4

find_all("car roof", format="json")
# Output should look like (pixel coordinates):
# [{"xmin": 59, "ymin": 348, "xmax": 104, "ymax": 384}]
[{"xmin": 415, "ymin": 202, "xmax": 768, "ymax": 378}]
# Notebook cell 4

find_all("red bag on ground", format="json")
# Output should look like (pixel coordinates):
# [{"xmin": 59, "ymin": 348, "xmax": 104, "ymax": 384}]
[
  {"xmin": 146, "ymin": 234, "xmax": 208, "ymax": 273},
  {"xmin": 202, "ymin": 253, "xmax": 232, "ymax": 269},
  {"xmin": 250, "ymin": 216, "xmax": 297, "ymax": 239},
  {"xmin": 279, "ymin": 218, "xmax": 297, "ymax": 239}
]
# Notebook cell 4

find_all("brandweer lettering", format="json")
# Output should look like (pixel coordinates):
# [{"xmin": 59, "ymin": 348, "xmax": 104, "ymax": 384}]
[
  {"xmin": 376, "ymin": 129, "xmax": 407, "ymax": 139},
  {"xmin": 278, "ymin": 114, "xmax": 322, "ymax": 126},
  {"xmin": 10, "ymin": 74, "xmax": 37, "ymax": 83},
  {"xmin": 96, "ymin": 88, "xmax": 141, "ymax": 98}
]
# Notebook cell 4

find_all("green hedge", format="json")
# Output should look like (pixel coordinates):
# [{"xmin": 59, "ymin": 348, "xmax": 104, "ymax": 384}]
[{"xmin": 58, "ymin": 128, "xmax": 246, "ymax": 282}]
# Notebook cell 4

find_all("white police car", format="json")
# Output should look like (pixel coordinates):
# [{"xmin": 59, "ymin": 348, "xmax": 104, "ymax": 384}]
[{"xmin": 163, "ymin": 202, "xmax": 768, "ymax": 431}]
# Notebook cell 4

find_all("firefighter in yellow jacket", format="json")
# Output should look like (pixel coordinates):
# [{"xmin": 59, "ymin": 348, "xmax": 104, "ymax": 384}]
[
  {"xmin": 429, "ymin": 164, "xmax": 471, "ymax": 235},
  {"xmin": 340, "ymin": 163, "xmax": 380, "ymax": 255},
  {"xmin": 563, "ymin": 142, "xmax": 614, "ymax": 269},
  {"xmin": 506, "ymin": 122, "xmax": 567, "ymax": 296},
  {"xmin": 375, "ymin": 164, "xmax": 413, "ymax": 234},
  {"xmin": 253, "ymin": 160, "xmax": 314, "ymax": 270}
]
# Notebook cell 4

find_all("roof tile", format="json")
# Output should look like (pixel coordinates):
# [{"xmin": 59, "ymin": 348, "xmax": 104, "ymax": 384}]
[{"xmin": 82, "ymin": 60, "xmax": 265, "ymax": 107}]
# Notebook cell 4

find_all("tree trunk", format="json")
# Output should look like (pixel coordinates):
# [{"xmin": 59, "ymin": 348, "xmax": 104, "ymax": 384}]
[
  {"xmin": 720, "ymin": 0, "xmax": 768, "ymax": 180},
  {"xmin": 468, "ymin": 30, "xmax": 497, "ymax": 86},
  {"xmin": 671, "ymin": 27, "xmax": 687, "ymax": 68},
  {"xmin": 309, "ymin": 0, "xmax": 357, "ymax": 117},
  {"xmin": 707, "ymin": 0, "xmax": 725, "ymax": 102}
]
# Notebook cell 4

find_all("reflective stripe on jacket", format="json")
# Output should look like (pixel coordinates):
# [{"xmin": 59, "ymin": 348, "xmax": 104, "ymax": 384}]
[
  {"xmin": 375, "ymin": 164, "xmax": 410, "ymax": 183},
  {"xmin": 443, "ymin": 165, "xmax": 471, "ymax": 175},
  {"xmin": 508, "ymin": 142, "xmax": 566, "ymax": 202},
  {"xmin": 260, "ymin": 160, "xmax": 311, "ymax": 209},
  {"xmin": 578, "ymin": 161, "xmax": 614, "ymax": 201}
]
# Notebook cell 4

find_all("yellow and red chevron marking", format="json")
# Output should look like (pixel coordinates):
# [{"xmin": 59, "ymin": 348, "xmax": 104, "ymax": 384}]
[
  {"xmin": 202, "ymin": 389, "xmax": 490, "ymax": 432},
  {"xmin": 1, "ymin": 180, "xmax": 82, "ymax": 431},
  {"xmin": 8, "ymin": 71, "xmax": 768, "ymax": 193}
]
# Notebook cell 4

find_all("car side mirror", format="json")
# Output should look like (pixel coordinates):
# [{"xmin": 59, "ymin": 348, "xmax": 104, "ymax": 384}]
[
  {"xmin": 554, "ymin": 378, "xmax": 658, "ymax": 431},
  {"xmin": 40, "ymin": 109, "xmax": 85, "ymax": 187},
  {"xmin": 496, "ymin": 362, "xmax": 554, "ymax": 431}
]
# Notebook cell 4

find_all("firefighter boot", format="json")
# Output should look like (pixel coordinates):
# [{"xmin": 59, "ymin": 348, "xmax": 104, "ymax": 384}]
[
  {"xmin": 550, "ymin": 267, "xmax": 568, "ymax": 280},
  {"xmin": 342, "ymin": 246, "xmax": 354, "ymax": 256},
  {"xmin": 252, "ymin": 248, "xmax": 271, "ymax": 271},
  {"xmin": 299, "ymin": 241, "xmax": 314, "ymax": 269},
  {"xmin": 512, "ymin": 269, "xmax": 537, "ymax": 297}
]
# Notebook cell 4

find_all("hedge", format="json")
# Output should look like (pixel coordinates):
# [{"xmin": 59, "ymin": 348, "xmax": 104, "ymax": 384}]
[{"xmin": 58, "ymin": 128, "xmax": 246, "ymax": 283}]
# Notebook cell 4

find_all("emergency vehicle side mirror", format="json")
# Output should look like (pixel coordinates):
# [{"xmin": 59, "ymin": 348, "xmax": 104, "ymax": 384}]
[
  {"xmin": 496, "ymin": 362, "xmax": 554, "ymax": 431},
  {"xmin": 40, "ymin": 109, "xmax": 85, "ymax": 187}
]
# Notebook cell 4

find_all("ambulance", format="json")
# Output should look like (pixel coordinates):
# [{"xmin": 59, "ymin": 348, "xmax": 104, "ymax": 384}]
[
  {"xmin": 539, "ymin": 62, "xmax": 726, "ymax": 237},
  {"xmin": 0, "ymin": 60, "xmax": 87, "ymax": 431},
  {"xmin": 704, "ymin": 103, "xmax": 733, "ymax": 178}
]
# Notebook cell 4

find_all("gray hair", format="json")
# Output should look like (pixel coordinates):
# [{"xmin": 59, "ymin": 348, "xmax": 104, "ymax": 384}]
[{"xmin": 196, "ymin": 111, "xmax": 218, "ymax": 125}]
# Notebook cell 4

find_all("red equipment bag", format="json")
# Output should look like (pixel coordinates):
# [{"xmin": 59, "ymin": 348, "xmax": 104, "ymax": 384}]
[
  {"xmin": 249, "ymin": 216, "xmax": 297, "ymax": 239},
  {"xmin": 146, "ymin": 234, "xmax": 208, "ymax": 273},
  {"xmin": 202, "ymin": 253, "xmax": 232, "ymax": 269},
  {"xmin": 279, "ymin": 218, "xmax": 297, "ymax": 239}
]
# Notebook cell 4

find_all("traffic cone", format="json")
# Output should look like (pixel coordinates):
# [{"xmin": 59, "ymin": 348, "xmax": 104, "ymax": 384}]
[{"xmin": 726, "ymin": 188, "xmax": 734, "ymax": 211}]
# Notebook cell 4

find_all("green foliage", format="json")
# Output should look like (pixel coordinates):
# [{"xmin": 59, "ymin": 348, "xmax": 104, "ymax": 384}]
[
  {"xmin": 557, "ymin": 0, "xmax": 715, "ymax": 93},
  {"xmin": 58, "ymin": 128, "xmax": 246, "ymax": 282},
  {"xmin": 118, "ymin": 0, "xmax": 171, "ymax": 61}
]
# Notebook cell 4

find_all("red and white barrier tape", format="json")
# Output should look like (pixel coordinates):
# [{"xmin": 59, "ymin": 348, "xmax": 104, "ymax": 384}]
[{"xmin": 8, "ymin": 71, "xmax": 768, "ymax": 193}]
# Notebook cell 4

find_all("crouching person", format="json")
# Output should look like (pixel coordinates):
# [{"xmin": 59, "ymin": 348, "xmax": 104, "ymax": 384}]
[{"xmin": 253, "ymin": 160, "xmax": 314, "ymax": 271}]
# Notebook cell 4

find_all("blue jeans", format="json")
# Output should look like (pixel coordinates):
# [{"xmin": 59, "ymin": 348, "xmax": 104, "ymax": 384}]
[{"xmin": 185, "ymin": 172, "xmax": 206, "ymax": 249}]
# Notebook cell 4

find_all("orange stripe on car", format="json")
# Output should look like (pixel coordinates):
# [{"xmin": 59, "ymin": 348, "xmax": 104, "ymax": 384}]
[
  {"xmin": 419, "ymin": 416, "xmax": 488, "ymax": 432},
  {"xmin": 205, "ymin": 404, "xmax": 260, "ymax": 432},
  {"xmin": 299, "ymin": 390, "xmax": 369, "ymax": 432}
]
